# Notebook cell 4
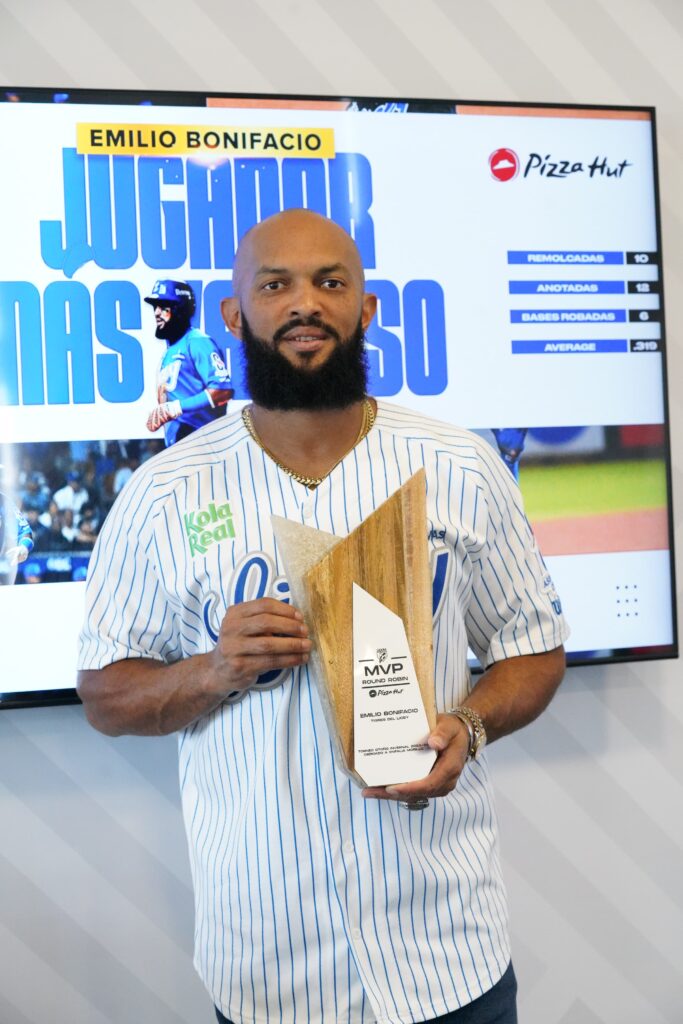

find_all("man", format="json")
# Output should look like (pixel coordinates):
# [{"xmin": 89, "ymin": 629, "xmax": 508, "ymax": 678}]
[
  {"xmin": 491, "ymin": 428, "xmax": 528, "ymax": 481},
  {"xmin": 144, "ymin": 279, "xmax": 234, "ymax": 446},
  {"xmin": 74, "ymin": 503, "xmax": 99, "ymax": 548},
  {"xmin": 53, "ymin": 469, "xmax": 89, "ymax": 525},
  {"xmin": 78, "ymin": 210, "xmax": 568, "ymax": 1024},
  {"xmin": 33, "ymin": 507, "xmax": 73, "ymax": 553},
  {"xmin": 22, "ymin": 506, "xmax": 47, "ymax": 550},
  {"xmin": 20, "ymin": 470, "xmax": 50, "ymax": 515},
  {"xmin": 0, "ymin": 489, "xmax": 33, "ymax": 585}
]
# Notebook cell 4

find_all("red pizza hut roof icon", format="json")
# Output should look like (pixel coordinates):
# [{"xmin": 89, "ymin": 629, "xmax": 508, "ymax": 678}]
[{"xmin": 489, "ymin": 148, "xmax": 519, "ymax": 182}]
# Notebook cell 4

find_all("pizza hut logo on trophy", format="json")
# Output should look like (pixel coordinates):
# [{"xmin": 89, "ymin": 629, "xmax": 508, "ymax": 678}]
[{"xmin": 489, "ymin": 147, "xmax": 519, "ymax": 182}]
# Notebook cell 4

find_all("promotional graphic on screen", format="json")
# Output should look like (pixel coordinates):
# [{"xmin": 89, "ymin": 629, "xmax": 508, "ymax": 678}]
[{"xmin": 0, "ymin": 88, "xmax": 676, "ymax": 706}]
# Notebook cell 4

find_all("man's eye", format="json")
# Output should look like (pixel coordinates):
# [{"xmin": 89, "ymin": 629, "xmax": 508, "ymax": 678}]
[
  {"xmin": 322, "ymin": 279, "xmax": 344, "ymax": 289},
  {"xmin": 262, "ymin": 281, "xmax": 283, "ymax": 291}
]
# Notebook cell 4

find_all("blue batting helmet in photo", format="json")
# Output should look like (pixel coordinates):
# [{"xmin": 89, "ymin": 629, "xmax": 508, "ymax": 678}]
[{"xmin": 144, "ymin": 280, "xmax": 196, "ymax": 318}]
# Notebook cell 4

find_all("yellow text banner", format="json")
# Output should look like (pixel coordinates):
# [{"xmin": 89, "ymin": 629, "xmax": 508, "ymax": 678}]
[{"xmin": 76, "ymin": 123, "xmax": 335, "ymax": 157}]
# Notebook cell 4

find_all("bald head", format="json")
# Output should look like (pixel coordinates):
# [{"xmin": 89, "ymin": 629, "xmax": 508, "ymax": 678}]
[{"xmin": 231, "ymin": 208, "xmax": 365, "ymax": 300}]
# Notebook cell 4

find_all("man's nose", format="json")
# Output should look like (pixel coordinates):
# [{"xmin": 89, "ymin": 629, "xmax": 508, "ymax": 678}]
[{"xmin": 288, "ymin": 281, "xmax": 321, "ymax": 318}]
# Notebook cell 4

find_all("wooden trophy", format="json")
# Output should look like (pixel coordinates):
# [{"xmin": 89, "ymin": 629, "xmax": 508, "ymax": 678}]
[{"xmin": 272, "ymin": 469, "xmax": 437, "ymax": 788}]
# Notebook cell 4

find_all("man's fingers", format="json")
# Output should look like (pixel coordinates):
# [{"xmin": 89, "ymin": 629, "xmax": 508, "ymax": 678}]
[
  {"xmin": 232, "ymin": 597, "xmax": 304, "ymax": 618},
  {"xmin": 232, "ymin": 648, "xmax": 311, "ymax": 672},
  {"xmin": 217, "ymin": 642, "xmax": 310, "ymax": 693},
  {"xmin": 428, "ymin": 713, "xmax": 468, "ymax": 752},
  {"xmin": 362, "ymin": 773, "xmax": 437, "ymax": 802},
  {"xmin": 147, "ymin": 409, "xmax": 161, "ymax": 432},
  {"xmin": 391, "ymin": 754, "xmax": 460, "ymax": 799},
  {"xmin": 237, "ymin": 612, "xmax": 309, "ymax": 638},
  {"xmin": 213, "ymin": 598, "xmax": 312, "ymax": 693},
  {"xmin": 224, "ymin": 598, "xmax": 307, "ymax": 630},
  {"xmin": 250, "ymin": 645, "xmax": 310, "ymax": 663},
  {"xmin": 4, "ymin": 546, "xmax": 21, "ymax": 566},
  {"xmin": 236, "ymin": 634, "xmax": 311, "ymax": 657},
  {"xmin": 147, "ymin": 404, "xmax": 175, "ymax": 430},
  {"xmin": 362, "ymin": 729, "xmax": 470, "ymax": 801},
  {"xmin": 218, "ymin": 600, "xmax": 311, "ymax": 664}
]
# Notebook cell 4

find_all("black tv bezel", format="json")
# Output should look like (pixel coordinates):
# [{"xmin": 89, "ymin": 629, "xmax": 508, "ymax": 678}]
[{"xmin": 0, "ymin": 86, "xmax": 677, "ymax": 710}]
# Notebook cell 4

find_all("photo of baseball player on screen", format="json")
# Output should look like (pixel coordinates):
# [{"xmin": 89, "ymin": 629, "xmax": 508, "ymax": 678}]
[
  {"xmin": 492, "ymin": 428, "xmax": 528, "ymax": 480},
  {"xmin": 0, "ymin": 485, "xmax": 34, "ymax": 585},
  {"xmin": 144, "ymin": 280, "xmax": 234, "ymax": 447}
]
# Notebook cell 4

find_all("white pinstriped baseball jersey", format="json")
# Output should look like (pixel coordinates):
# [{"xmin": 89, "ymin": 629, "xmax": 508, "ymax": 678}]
[{"xmin": 79, "ymin": 401, "xmax": 569, "ymax": 1024}]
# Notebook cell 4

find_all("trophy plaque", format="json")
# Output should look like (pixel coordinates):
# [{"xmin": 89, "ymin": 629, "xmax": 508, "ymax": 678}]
[{"xmin": 272, "ymin": 469, "xmax": 437, "ymax": 788}]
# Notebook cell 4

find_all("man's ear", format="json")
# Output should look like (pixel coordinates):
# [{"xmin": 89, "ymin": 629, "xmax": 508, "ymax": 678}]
[
  {"xmin": 221, "ymin": 297, "xmax": 242, "ymax": 339},
  {"xmin": 361, "ymin": 292, "xmax": 378, "ymax": 333}
]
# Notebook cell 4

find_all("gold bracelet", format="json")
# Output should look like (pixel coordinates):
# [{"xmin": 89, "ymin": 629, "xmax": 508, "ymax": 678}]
[{"xmin": 447, "ymin": 706, "xmax": 487, "ymax": 760}]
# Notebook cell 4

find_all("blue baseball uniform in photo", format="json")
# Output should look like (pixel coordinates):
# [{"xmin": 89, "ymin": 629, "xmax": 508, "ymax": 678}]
[
  {"xmin": 0, "ymin": 494, "xmax": 33, "ymax": 556},
  {"xmin": 79, "ymin": 403, "xmax": 569, "ymax": 1024},
  {"xmin": 159, "ymin": 327, "xmax": 232, "ymax": 445}
]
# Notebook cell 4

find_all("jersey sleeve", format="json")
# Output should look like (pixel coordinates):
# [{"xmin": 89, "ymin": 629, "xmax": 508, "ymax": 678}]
[
  {"xmin": 463, "ymin": 440, "xmax": 570, "ymax": 667},
  {"xmin": 188, "ymin": 334, "xmax": 232, "ymax": 391},
  {"xmin": 77, "ymin": 469, "xmax": 177, "ymax": 670},
  {"xmin": 16, "ymin": 508, "xmax": 34, "ymax": 553}
]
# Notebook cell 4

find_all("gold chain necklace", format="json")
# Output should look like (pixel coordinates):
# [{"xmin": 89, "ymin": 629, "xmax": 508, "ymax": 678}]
[{"xmin": 242, "ymin": 398, "xmax": 376, "ymax": 489}]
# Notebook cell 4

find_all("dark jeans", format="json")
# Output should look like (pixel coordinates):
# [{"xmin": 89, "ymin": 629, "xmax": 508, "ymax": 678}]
[{"xmin": 215, "ymin": 960, "xmax": 517, "ymax": 1024}]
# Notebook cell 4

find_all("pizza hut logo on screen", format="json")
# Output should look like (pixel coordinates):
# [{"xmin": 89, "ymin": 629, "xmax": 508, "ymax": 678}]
[{"xmin": 489, "ymin": 148, "xmax": 519, "ymax": 181}]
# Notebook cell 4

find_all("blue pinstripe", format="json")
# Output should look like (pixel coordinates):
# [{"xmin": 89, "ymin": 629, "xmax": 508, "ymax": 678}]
[
  {"xmin": 392, "ymin": 811, "xmax": 438, "ymax": 1019},
  {"xmin": 433, "ymin": 803, "xmax": 473, "ymax": 1004},
  {"xmin": 374, "ymin": 808, "xmax": 413, "ymax": 1010},
  {"xmin": 304, "ymin": 677, "xmax": 340, "ymax": 1020}
]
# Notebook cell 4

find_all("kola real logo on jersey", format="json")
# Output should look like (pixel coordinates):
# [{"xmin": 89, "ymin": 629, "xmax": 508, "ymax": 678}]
[{"xmin": 184, "ymin": 501, "xmax": 235, "ymax": 556}]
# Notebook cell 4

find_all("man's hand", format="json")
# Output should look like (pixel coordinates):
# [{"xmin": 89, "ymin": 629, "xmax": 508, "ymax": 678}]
[
  {"xmin": 210, "ymin": 598, "xmax": 312, "ymax": 694},
  {"xmin": 360, "ymin": 645, "xmax": 566, "ymax": 803},
  {"xmin": 78, "ymin": 597, "xmax": 312, "ymax": 737},
  {"xmin": 361, "ymin": 714, "xmax": 471, "ymax": 803},
  {"xmin": 146, "ymin": 400, "xmax": 182, "ymax": 432},
  {"xmin": 4, "ymin": 545, "xmax": 29, "ymax": 566}
]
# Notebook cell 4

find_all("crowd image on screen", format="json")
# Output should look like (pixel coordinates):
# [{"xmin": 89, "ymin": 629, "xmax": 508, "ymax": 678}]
[{"xmin": 9, "ymin": 438, "xmax": 164, "ymax": 585}]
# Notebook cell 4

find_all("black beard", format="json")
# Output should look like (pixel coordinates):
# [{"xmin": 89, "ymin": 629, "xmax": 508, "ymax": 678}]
[
  {"xmin": 155, "ymin": 313, "xmax": 191, "ymax": 343},
  {"xmin": 240, "ymin": 314, "xmax": 369, "ymax": 410}
]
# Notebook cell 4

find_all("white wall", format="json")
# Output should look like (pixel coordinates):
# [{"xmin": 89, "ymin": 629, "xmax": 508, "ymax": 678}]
[{"xmin": 1, "ymin": 1, "xmax": 682, "ymax": 1021}]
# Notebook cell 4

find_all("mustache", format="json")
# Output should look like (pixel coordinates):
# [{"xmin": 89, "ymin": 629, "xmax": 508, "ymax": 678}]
[{"xmin": 272, "ymin": 316, "xmax": 342, "ymax": 345}]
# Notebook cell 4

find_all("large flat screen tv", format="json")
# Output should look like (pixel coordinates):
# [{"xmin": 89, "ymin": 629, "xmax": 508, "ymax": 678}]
[{"xmin": 0, "ymin": 87, "xmax": 676, "ymax": 708}]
